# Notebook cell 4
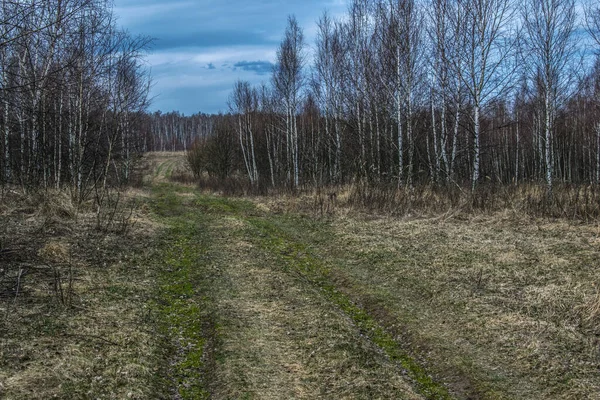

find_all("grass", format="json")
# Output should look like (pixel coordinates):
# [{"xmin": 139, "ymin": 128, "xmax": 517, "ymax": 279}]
[
  {"xmin": 192, "ymin": 168, "xmax": 600, "ymax": 398},
  {"xmin": 205, "ymin": 214, "xmax": 424, "ymax": 399},
  {"xmin": 149, "ymin": 176, "xmax": 426, "ymax": 398},
  {"xmin": 245, "ymin": 216, "xmax": 451, "ymax": 399},
  {"xmin": 157, "ymin": 152, "xmax": 600, "ymax": 399},
  {"xmin": 149, "ymin": 182, "xmax": 217, "ymax": 399},
  {"xmin": 0, "ymin": 186, "xmax": 166, "ymax": 399},
  {"xmin": 4, "ymin": 151, "xmax": 600, "ymax": 399},
  {"xmin": 254, "ymin": 211, "xmax": 600, "ymax": 399}
]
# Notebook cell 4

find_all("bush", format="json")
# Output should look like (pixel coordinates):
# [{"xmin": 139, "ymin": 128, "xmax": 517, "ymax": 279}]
[
  {"xmin": 186, "ymin": 140, "xmax": 206, "ymax": 178},
  {"xmin": 186, "ymin": 116, "xmax": 236, "ymax": 180}
]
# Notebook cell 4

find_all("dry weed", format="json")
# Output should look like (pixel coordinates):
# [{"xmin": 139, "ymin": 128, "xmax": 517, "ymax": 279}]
[
  {"xmin": 1, "ymin": 179, "xmax": 163, "ymax": 398},
  {"xmin": 315, "ymin": 210, "xmax": 600, "ymax": 399},
  {"xmin": 580, "ymin": 285, "xmax": 600, "ymax": 328},
  {"xmin": 38, "ymin": 241, "xmax": 70, "ymax": 263},
  {"xmin": 208, "ymin": 217, "xmax": 423, "ymax": 399},
  {"xmin": 35, "ymin": 190, "xmax": 76, "ymax": 220}
]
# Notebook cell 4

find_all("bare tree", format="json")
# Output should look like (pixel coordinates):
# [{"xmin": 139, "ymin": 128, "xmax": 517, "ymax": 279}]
[
  {"xmin": 230, "ymin": 80, "xmax": 259, "ymax": 184},
  {"xmin": 523, "ymin": 0, "xmax": 578, "ymax": 195},
  {"xmin": 313, "ymin": 12, "xmax": 344, "ymax": 184},
  {"xmin": 586, "ymin": 2, "xmax": 600, "ymax": 48},
  {"xmin": 585, "ymin": 2, "xmax": 600, "ymax": 184},
  {"xmin": 273, "ymin": 15, "xmax": 305, "ymax": 188},
  {"xmin": 202, "ymin": 0, "xmax": 597, "ymax": 195},
  {"xmin": 389, "ymin": 0, "xmax": 425, "ymax": 187},
  {"xmin": 427, "ymin": 0, "xmax": 465, "ymax": 184},
  {"xmin": 450, "ymin": 0, "xmax": 518, "ymax": 189},
  {"xmin": 0, "ymin": 0, "xmax": 151, "ymax": 199}
]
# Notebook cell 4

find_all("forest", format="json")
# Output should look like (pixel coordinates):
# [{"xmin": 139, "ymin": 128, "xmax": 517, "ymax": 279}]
[
  {"xmin": 0, "ymin": 0, "xmax": 151, "ymax": 200},
  {"xmin": 3, "ymin": 0, "xmax": 600, "ymax": 206},
  {"xmin": 147, "ymin": 0, "xmax": 600, "ymax": 207}
]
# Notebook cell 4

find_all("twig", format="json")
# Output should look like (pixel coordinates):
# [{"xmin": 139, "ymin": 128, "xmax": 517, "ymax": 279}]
[
  {"xmin": 0, "ymin": 249, "xmax": 18, "ymax": 257},
  {"xmin": 4, "ymin": 267, "xmax": 25, "ymax": 321},
  {"xmin": 12, "ymin": 267, "xmax": 24, "ymax": 306},
  {"xmin": 62, "ymin": 333, "xmax": 124, "ymax": 347}
]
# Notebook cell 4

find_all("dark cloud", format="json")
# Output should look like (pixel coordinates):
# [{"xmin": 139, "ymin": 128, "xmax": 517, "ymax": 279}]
[
  {"xmin": 233, "ymin": 60, "xmax": 274, "ymax": 75},
  {"xmin": 113, "ymin": 0, "xmax": 347, "ymax": 113},
  {"xmin": 151, "ymin": 30, "xmax": 277, "ymax": 51}
]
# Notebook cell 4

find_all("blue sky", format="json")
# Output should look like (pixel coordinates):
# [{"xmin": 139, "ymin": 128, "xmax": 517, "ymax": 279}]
[{"xmin": 113, "ymin": 0, "xmax": 347, "ymax": 115}]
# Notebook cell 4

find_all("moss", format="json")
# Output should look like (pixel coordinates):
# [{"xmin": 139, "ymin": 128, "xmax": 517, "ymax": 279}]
[
  {"xmin": 192, "ymin": 195, "xmax": 255, "ymax": 214},
  {"xmin": 150, "ymin": 183, "xmax": 216, "ymax": 400}
]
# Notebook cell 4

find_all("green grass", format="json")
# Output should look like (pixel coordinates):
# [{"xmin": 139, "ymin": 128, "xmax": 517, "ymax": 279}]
[{"xmin": 150, "ymin": 183, "xmax": 217, "ymax": 399}]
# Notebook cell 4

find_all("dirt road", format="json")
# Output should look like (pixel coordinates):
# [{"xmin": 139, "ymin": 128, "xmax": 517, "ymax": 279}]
[{"xmin": 148, "ymin": 154, "xmax": 439, "ymax": 399}]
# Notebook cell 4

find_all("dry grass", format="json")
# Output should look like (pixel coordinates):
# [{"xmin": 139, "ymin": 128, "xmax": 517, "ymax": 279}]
[
  {"xmin": 201, "ymin": 180, "xmax": 600, "ymax": 224},
  {"xmin": 142, "ymin": 151, "xmax": 194, "ymax": 184},
  {"xmin": 7, "ymin": 151, "xmax": 594, "ymax": 398},
  {"xmin": 141, "ymin": 152, "xmax": 600, "ymax": 398},
  {"xmin": 145, "ymin": 164, "xmax": 427, "ymax": 398},
  {"xmin": 149, "ymin": 152, "xmax": 600, "ymax": 397},
  {"xmin": 581, "ymin": 286, "xmax": 600, "ymax": 328},
  {"xmin": 308, "ymin": 212, "xmax": 600, "ymax": 399},
  {"xmin": 206, "ymin": 216, "xmax": 424, "ymax": 399},
  {"xmin": 38, "ymin": 241, "xmax": 70, "ymax": 263},
  {"xmin": 0, "ymin": 180, "xmax": 165, "ymax": 398},
  {"xmin": 195, "ymin": 173, "xmax": 600, "ymax": 398}
]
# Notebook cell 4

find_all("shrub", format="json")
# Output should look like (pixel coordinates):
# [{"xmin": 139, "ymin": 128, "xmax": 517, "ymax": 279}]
[{"xmin": 186, "ymin": 116, "xmax": 236, "ymax": 180}]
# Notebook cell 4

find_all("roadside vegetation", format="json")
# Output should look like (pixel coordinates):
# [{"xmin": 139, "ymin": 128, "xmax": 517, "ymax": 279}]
[
  {"xmin": 246, "ymin": 197, "xmax": 600, "ymax": 399},
  {"xmin": 3, "ymin": 152, "xmax": 600, "ymax": 399},
  {"xmin": 0, "ymin": 183, "xmax": 164, "ymax": 398},
  {"xmin": 178, "ymin": 147, "xmax": 600, "ymax": 399}
]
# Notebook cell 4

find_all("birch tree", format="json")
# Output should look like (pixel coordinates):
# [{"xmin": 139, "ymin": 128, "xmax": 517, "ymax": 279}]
[
  {"xmin": 313, "ymin": 12, "xmax": 344, "ymax": 184},
  {"xmin": 523, "ymin": 0, "xmax": 578, "ymax": 195},
  {"xmin": 231, "ymin": 80, "xmax": 259, "ymax": 184},
  {"xmin": 586, "ymin": 2, "xmax": 600, "ymax": 184},
  {"xmin": 451, "ymin": 0, "xmax": 518, "ymax": 189},
  {"xmin": 273, "ymin": 16, "xmax": 305, "ymax": 188}
]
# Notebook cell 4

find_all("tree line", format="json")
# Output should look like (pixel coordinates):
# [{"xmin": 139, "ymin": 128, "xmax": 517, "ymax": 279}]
[
  {"xmin": 0, "ymin": 0, "xmax": 151, "ymax": 200},
  {"xmin": 4, "ymin": 0, "xmax": 600, "ymax": 198},
  {"xmin": 165, "ymin": 0, "xmax": 600, "ymax": 196}
]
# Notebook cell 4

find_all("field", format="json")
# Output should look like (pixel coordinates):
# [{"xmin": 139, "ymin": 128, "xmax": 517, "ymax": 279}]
[{"xmin": 2, "ymin": 152, "xmax": 600, "ymax": 399}]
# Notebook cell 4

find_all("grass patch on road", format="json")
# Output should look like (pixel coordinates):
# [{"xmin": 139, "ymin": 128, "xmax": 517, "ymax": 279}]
[{"xmin": 150, "ymin": 183, "xmax": 218, "ymax": 400}]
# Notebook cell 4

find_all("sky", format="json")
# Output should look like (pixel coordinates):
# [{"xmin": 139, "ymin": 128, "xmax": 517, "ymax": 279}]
[{"xmin": 112, "ymin": 0, "xmax": 348, "ymax": 115}]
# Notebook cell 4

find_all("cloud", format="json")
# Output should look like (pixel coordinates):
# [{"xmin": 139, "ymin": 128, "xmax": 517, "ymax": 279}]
[
  {"xmin": 233, "ymin": 60, "xmax": 274, "ymax": 75},
  {"xmin": 151, "ymin": 30, "xmax": 277, "ymax": 50},
  {"xmin": 148, "ymin": 53, "xmax": 274, "ymax": 114},
  {"xmin": 114, "ymin": 1, "xmax": 194, "ymax": 26},
  {"xmin": 146, "ymin": 46, "xmax": 277, "ymax": 67},
  {"xmin": 113, "ymin": 0, "xmax": 349, "ymax": 114},
  {"xmin": 153, "ymin": 84, "xmax": 232, "ymax": 115}
]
